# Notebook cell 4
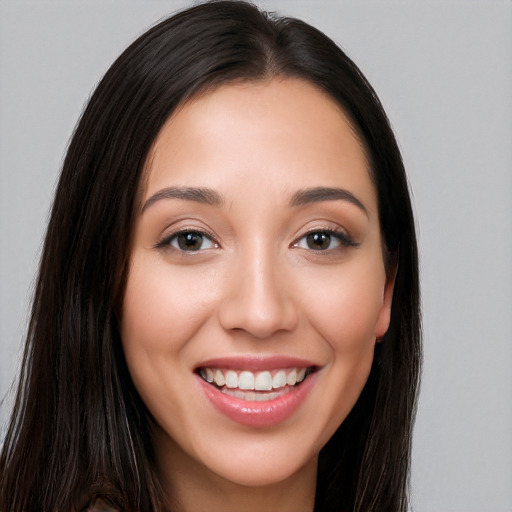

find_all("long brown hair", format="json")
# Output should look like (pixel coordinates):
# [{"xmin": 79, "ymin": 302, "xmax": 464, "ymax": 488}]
[{"xmin": 0, "ymin": 2, "xmax": 421, "ymax": 511}]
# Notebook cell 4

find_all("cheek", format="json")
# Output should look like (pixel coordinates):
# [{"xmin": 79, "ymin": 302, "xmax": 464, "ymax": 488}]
[
  {"xmin": 299, "ymin": 262, "xmax": 387, "ymax": 353},
  {"xmin": 119, "ymin": 256, "xmax": 220, "ymax": 405},
  {"xmin": 121, "ymin": 258, "xmax": 214, "ymax": 350},
  {"xmin": 119, "ymin": 257, "xmax": 220, "ymax": 431},
  {"xmin": 302, "ymin": 268, "xmax": 385, "ymax": 431}
]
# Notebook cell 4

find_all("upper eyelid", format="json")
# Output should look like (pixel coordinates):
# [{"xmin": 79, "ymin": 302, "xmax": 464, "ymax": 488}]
[
  {"xmin": 154, "ymin": 222, "xmax": 357, "ymax": 249},
  {"xmin": 294, "ymin": 225, "xmax": 353, "ymax": 240},
  {"xmin": 156, "ymin": 227, "xmax": 219, "ymax": 249},
  {"xmin": 162, "ymin": 222, "xmax": 217, "ymax": 239},
  {"xmin": 292, "ymin": 227, "xmax": 359, "ymax": 248}
]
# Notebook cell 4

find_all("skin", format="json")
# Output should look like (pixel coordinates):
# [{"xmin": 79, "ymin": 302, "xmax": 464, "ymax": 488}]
[{"xmin": 120, "ymin": 77, "xmax": 394, "ymax": 512}]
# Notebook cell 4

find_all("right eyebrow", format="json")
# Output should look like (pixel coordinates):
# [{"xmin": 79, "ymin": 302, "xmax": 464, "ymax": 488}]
[
  {"xmin": 289, "ymin": 186, "xmax": 368, "ymax": 217},
  {"xmin": 142, "ymin": 186, "xmax": 225, "ymax": 213}
]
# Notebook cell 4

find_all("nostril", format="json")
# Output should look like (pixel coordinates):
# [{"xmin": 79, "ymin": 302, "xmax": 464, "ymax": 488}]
[{"xmin": 218, "ymin": 292, "xmax": 299, "ymax": 338}]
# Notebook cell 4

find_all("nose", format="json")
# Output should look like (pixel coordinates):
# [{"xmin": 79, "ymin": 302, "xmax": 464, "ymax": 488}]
[{"xmin": 218, "ymin": 250, "xmax": 299, "ymax": 339}]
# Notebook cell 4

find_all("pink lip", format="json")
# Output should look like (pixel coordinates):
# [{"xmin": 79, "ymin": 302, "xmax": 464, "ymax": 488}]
[
  {"xmin": 195, "ymin": 370, "xmax": 318, "ymax": 428},
  {"xmin": 195, "ymin": 355, "xmax": 318, "ymax": 371}
]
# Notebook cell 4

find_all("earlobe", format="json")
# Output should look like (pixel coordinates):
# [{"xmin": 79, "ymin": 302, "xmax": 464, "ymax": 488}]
[{"xmin": 374, "ymin": 263, "xmax": 397, "ymax": 342}]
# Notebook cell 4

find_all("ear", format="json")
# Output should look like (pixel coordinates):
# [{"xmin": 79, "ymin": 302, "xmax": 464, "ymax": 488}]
[{"xmin": 374, "ymin": 263, "xmax": 397, "ymax": 342}]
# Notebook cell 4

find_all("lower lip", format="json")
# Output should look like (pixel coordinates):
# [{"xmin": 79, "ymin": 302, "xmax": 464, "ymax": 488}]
[{"xmin": 196, "ymin": 372, "xmax": 317, "ymax": 428}]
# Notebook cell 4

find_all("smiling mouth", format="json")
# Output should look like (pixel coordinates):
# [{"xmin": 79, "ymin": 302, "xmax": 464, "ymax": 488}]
[{"xmin": 197, "ymin": 367, "xmax": 316, "ymax": 402}]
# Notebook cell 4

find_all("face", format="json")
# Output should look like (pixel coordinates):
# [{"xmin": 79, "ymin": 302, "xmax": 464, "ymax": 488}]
[{"xmin": 121, "ymin": 78, "xmax": 394, "ymax": 489}]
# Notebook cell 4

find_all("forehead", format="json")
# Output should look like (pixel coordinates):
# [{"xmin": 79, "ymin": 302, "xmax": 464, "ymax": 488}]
[{"xmin": 143, "ymin": 78, "xmax": 376, "ymax": 216}]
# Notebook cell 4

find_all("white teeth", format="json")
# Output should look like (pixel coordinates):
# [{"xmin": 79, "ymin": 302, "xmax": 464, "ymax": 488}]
[
  {"xmin": 264, "ymin": 391, "xmax": 280, "ymax": 401},
  {"xmin": 201, "ymin": 366, "xmax": 311, "ymax": 392},
  {"xmin": 225, "ymin": 370, "xmax": 238, "ymax": 389},
  {"xmin": 244, "ymin": 391, "xmax": 256, "ymax": 401},
  {"xmin": 272, "ymin": 370, "xmax": 287, "ymax": 389},
  {"xmin": 254, "ymin": 371, "xmax": 272, "ymax": 391},
  {"xmin": 222, "ymin": 389, "xmax": 286, "ymax": 401},
  {"xmin": 238, "ymin": 371, "xmax": 255, "ymax": 390},
  {"xmin": 214, "ymin": 369, "xmax": 225, "ymax": 387},
  {"xmin": 286, "ymin": 369, "xmax": 297, "ymax": 386}
]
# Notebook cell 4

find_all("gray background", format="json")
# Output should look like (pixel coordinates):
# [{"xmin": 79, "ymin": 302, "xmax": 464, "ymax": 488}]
[{"xmin": 1, "ymin": 1, "xmax": 511, "ymax": 510}]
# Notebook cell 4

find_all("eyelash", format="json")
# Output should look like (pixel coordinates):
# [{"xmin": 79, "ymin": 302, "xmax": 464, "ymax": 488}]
[
  {"xmin": 292, "ymin": 228, "xmax": 358, "ymax": 252},
  {"xmin": 155, "ymin": 227, "xmax": 358, "ymax": 254},
  {"xmin": 155, "ymin": 229, "xmax": 218, "ymax": 252}
]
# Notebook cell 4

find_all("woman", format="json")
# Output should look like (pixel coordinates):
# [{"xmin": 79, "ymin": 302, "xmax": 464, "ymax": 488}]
[{"xmin": 0, "ymin": 2, "xmax": 421, "ymax": 511}]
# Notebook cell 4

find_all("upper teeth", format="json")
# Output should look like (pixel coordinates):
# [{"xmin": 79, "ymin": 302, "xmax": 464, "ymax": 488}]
[{"xmin": 199, "ymin": 368, "xmax": 308, "ymax": 391}]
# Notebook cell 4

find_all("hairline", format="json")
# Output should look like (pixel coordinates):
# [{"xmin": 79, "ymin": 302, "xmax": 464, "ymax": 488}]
[{"xmin": 135, "ymin": 74, "xmax": 374, "ymax": 215}]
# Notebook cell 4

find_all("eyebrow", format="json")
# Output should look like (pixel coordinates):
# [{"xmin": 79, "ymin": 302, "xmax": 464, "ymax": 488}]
[
  {"xmin": 289, "ymin": 187, "xmax": 368, "ymax": 216},
  {"xmin": 142, "ymin": 186, "xmax": 224, "ymax": 212},
  {"xmin": 142, "ymin": 185, "xmax": 367, "ymax": 216}
]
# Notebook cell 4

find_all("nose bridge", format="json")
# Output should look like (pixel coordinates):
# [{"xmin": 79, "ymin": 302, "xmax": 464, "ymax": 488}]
[{"xmin": 219, "ymin": 239, "xmax": 298, "ymax": 338}]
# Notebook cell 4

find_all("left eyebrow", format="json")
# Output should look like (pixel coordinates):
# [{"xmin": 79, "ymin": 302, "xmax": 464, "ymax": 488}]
[
  {"xmin": 142, "ymin": 186, "xmax": 225, "ymax": 213},
  {"xmin": 289, "ymin": 187, "xmax": 368, "ymax": 217}
]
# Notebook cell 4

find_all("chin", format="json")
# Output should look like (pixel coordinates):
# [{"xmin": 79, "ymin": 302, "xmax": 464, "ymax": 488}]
[{"xmin": 209, "ymin": 455, "xmax": 316, "ymax": 488}]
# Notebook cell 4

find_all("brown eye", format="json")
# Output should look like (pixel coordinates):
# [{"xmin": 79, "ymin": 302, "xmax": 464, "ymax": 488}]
[
  {"xmin": 293, "ymin": 229, "xmax": 357, "ymax": 252},
  {"xmin": 305, "ymin": 232, "xmax": 337, "ymax": 251},
  {"xmin": 169, "ymin": 231, "xmax": 215, "ymax": 251}
]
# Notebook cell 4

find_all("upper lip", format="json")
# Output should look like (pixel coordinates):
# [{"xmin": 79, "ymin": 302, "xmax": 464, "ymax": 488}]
[{"xmin": 194, "ymin": 355, "xmax": 319, "ymax": 372}]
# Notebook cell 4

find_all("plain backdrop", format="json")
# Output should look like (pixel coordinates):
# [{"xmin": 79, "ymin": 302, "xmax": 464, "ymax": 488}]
[{"xmin": 1, "ymin": 1, "xmax": 511, "ymax": 511}]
